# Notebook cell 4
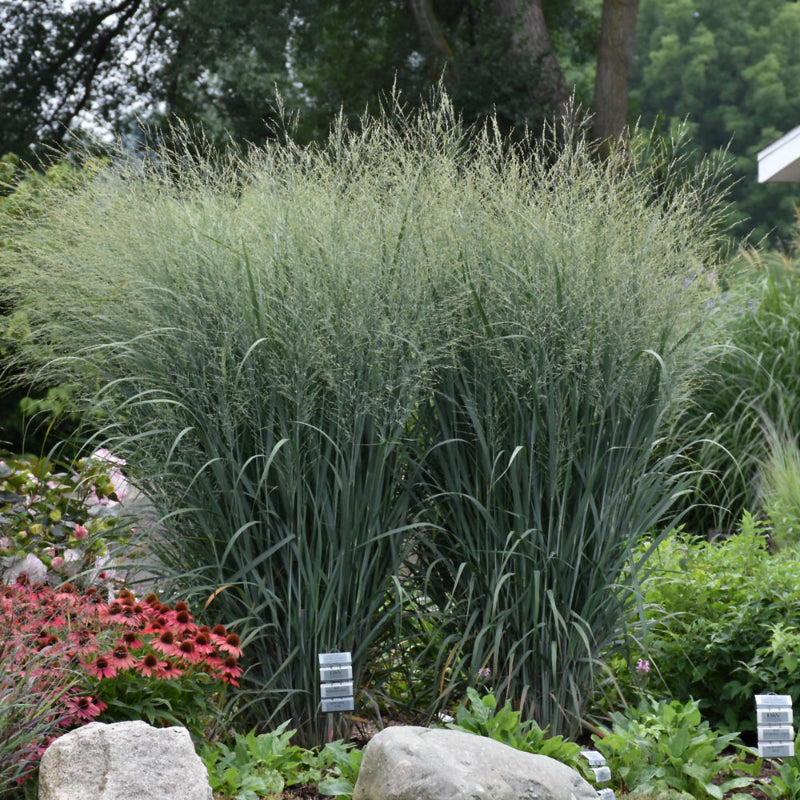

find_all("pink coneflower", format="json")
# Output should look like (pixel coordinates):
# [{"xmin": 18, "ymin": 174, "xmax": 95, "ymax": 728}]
[
  {"xmin": 172, "ymin": 609, "xmax": 197, "ymax": 637},
  {"xmin": 158, "ymin": 658, "xmax": 183, "ymax": 680},
  {"xmin": 88, "ymin": 654, "xmax": 117, "ymax": 679},
  {"xmin": 118, "ymin": 630, "xmax": 144, "ymax": 650},
  {"xmin": 176, "ymin": 638, "xmax": 202, "ymax": 663},
  {"xmin": 219, "ymin": 632, "xmax": 243, "ymax": 658},
  {"xmin": 69, "ymin": 628, "xmax": 99, "ymax": 656},
  {"xmin": 65, "ymin": 695, "xmax": 107, "ymax": 721},
  {"xmin": 209, "ymin": 624, "xmax": 228, "ymax": 647},
  {"xmin": 142, "ymin": 593, "xmax": 161, "ymax": 610},
  {"xmin": 54, "ymin": 582, "xmax": 77, "ymax": 603},
  {"xmin": 109, "ymin": 644, "xmax": 136, "ymax": 671},
  {"xmin": 219, "ymin": 655, "xmax": 242, "ymax": 686},
  {"xmin": 153, "ymin": 629, "xmax": 182, "ymax": 658},
  {"xmin": 193, "ymin": 631, "xmax": 215, "ymax": 656},
  {"xmin": 136, "ymin": 652, "xmax": 165, "ymax": 678}
]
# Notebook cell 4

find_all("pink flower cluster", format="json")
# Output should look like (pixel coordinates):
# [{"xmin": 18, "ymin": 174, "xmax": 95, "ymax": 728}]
[
  {"xmin": 1, "ymin": 576, "xmax": 244, "ymax": 777},
  {"xmin": 81, "ymin": 589, "xmax": 244, "ymax": 686}
]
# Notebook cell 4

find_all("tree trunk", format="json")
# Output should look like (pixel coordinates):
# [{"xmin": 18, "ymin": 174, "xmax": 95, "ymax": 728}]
[
  {"xmin": 407, "ymin": 0, "xmax": 453, "ymax": 79},
  {"xmin": 592, "ymin": 0, "xmax": 639, "ymax": 146},
  {"xmin": 492, "ymin": 0, "xmax": 570, "ymax": 119}
]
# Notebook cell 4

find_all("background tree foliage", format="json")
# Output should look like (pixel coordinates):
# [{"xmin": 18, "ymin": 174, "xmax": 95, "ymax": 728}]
[
  {"xmin": 0, "ymin": 0, "xmax": 798, "ymax": 235},
  {"xmin": 631, "ymin": 0, "xmax": 800, "ymax": 243},
  {"xmin": 0, "ymin": 0, "xmax": 608, "ymax": 152}
]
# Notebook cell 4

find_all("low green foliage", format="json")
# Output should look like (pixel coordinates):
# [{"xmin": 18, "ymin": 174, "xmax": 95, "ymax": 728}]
[
  {"xmin": 201, "ymin": 721, "xmax": 321, "ymax": 800},
  {"xmin": 593, "ymin": 696, "xmax": 758, "ymax": 800},
  {"xmin": 447, "ymin": 688, "xmax": 592, "ymax": 780},
  {"xmin": 636, "ymin": 517, "xmax": 800, "ymax": 733},
  {"xmin": 317, "ymin": 740, "xmax": 364, "ymax": 799},
  {"xmin": 200, "ymin": 724, "xmax": 362, "ymax": 800},
  {"xmin": 762, "ymin": 731, "xmax": 800, "ymax": 800}
]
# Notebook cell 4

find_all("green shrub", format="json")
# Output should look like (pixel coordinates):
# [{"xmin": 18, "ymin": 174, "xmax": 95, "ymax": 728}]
[
  {"xmin": 0, "ymin": 449, "xmax": 134, "ymax": 588},
  {"xmin": 447, "ymin": 688, "xmax": 591, "ymax": 780},
  {"xmin": 1, "ymin": 96, "xmax": 730, "ymax": 742},
  {"xmin": 634, "ymin": 516, "xmax": 800, "ymax": 734},
  {"xmin": 593, "ymin": 696, "xmax": 757, "ymax": 800}
]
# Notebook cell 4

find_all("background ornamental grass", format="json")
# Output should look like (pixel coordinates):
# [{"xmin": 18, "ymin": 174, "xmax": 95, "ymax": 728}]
[{"xmin": 1, "ymin": 97, "xmax": 729, "ymax": 744}]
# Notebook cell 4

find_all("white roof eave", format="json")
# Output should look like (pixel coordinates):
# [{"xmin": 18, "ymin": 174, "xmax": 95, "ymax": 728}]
[{"xmin": 758, "ymin": 124, "xmax": 800, "ymax": 183}]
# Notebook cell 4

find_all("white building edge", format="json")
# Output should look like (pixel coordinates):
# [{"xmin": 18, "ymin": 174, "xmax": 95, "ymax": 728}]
[{"xmin": 758, "ymin": 124, "xmax": 800, "ymax": 183}]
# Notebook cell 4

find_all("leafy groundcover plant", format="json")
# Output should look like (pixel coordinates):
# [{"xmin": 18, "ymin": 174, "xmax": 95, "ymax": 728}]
[
  {"xmin": 593, "ymin": 696, "xmax": 759, "ymax": 800},
  {"xmin": 446, "ymin": 688, "xmax": 592, "ymax": 781},
  {"xmin": 200, "ymin": 723, "xmax": 363, "ymax": 800}
]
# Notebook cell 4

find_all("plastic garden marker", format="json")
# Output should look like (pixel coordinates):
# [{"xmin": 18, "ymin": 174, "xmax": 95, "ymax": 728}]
[
  {"xmin": 755, "ymin": 694, "xmax": 795, "ymax": 759},
  {"xmin": 581, "ymin": 750, "xmax": 615, "ymax": 800},
  {"xmin": 319, "ymin": 652, "xmax": 354, "ymax": 742}
]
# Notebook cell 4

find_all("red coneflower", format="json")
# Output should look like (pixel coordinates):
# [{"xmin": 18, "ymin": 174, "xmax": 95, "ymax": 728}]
[
  {"xmin": 87, "ymin": 654, "xmax": 117, "ymax": 679},
  {"xmin": 219, "ymin": 632, "xmax": 243, "ymax": 658},
  {"xmin": 153, "ymin": 629, "xmax": 182, "ymax": 658},
  {"xmin": 119, "ymin": 630, "xmax": 144, "ymax": 650},
  {"xmin": 176, "ymin": 638, "xmax": 202, "ymax": 664},
  {"xmin": 209, "ymin": 624, "xmax": 228, "ymax": 646},
  {"xmin": 65, "ymin": 695, "xmax": 108, "ymax": 722},
  {"xmin": 136, "ymin": 652, "xmax": 165, "ymax": 678},
  {"xmin": 193, "ymin": 631, "xmax": 215, "ymax": 656},
  {"xmin": 219, "ymin": 655, "xmax": 242, "ymax": 686},
  {"xmin": 109, "ymin": 644, "xmax": 137, "ymax": 671},
  {"xmin": 69, "ymin": 628, "xmax": 99, "ymax": 656},
  {"xmin": 159, "ymin": 658, "xmax": 183, "ymax": 680}
]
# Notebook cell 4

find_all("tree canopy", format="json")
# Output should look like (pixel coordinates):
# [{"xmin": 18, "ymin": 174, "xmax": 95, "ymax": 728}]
[
  {"xmin": 631, "ymin": 0, "xmax": 800, "ymax": 242},
  {"xmin": 2, "ymin": 0, "xmax": 799, "ymax": 240},
  {"xmin": 0, "ymin": 0, "xmax": 608, "ymax": 152}
]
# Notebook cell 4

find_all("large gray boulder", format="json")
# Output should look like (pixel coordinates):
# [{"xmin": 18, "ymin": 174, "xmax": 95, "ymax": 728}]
[
  {"xmin": 353, "ymin": 725, "xmax": 598, "ymax": 800},
  {"xmin": 38, "ymin": 720, "xmax": 212, "ymax": 800}
]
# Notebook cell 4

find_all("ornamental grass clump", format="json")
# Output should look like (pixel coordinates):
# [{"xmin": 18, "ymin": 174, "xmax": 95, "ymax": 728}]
[{"xmin": 1, "ymin": 94, "xmax": 730, "ymax": 742}]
